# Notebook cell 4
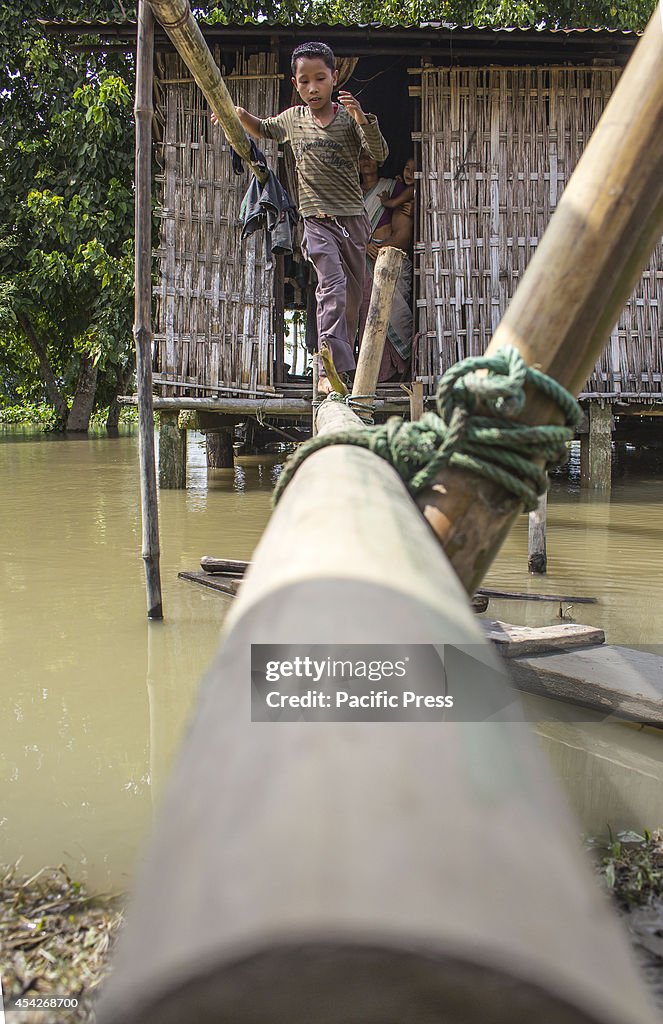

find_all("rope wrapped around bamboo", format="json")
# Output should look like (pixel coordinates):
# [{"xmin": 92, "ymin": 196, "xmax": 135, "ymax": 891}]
[{"xmin": 273, "ymin": 346, "xmax": 583, "ymax": 510}]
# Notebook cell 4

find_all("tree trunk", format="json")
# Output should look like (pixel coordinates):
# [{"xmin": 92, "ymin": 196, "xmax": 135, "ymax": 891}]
[
  {"xmin": 106, "ymin": 365, "xmax": 134, "ymax": 432},
  {"xmin": 66, "ymin": 353, "xmax": 99, "ymax": 432},
  {"xmin": 106, "ymin": 397, "xmax": 122, "ymax": 433},
  {"xmin": 18, "ymin": 314, "xmax": 68, "ymax": 430}
]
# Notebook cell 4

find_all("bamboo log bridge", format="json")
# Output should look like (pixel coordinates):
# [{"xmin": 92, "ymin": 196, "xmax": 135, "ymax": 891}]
[
  {"xmin": 101, "ymin": 7, "xmax": 663, "ymax": 1022},
  {"xmin": 100, "ymin": 391, "xmax": 659, "ymax": 1024}
]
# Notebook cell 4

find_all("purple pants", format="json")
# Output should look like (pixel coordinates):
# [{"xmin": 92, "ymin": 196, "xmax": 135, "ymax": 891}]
[{"xmin": 302, "ymin": 214, "xmax": 370, "ymax": 375}]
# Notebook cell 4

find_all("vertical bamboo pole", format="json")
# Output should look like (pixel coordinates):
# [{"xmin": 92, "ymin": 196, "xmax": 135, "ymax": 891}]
[
  {"xmin": 353, "ymin": 246, "xmax": 404, "ymax": 421},
  {"xmin": 408, "ymin": 380, "xmax": 425, "ymax": 421},
  {"xmin": 134, "ymin": 0, "xmax": 163, "ymax": 619},
  {"xmin": 415, "ymin": 5, "xmax": 663, "ymax": 594}
]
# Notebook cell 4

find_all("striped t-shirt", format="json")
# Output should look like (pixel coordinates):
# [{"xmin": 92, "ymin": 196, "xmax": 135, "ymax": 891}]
[{"xmin": 261, "ymin": 104, "xmax": 388, "ymax": 218}]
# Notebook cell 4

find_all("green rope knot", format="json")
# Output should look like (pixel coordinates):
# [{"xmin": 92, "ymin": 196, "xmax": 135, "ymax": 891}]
[{"xmin": 273, "ymin": 346, "xmax": 582, "ymax": 511}]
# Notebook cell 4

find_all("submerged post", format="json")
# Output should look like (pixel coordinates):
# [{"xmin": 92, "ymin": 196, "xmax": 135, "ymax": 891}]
[
  {"xmin": 528, "ymin": 492, "xmax": 547, "ymax": 574},
  {"xmin": 134, "ymin": 0, "xmax": 162, "ymax": 619},
  {"xmin": 581, "ymin": 402, "xmax": 613, "ymax": 491},
  {"xmin": 415, "ymin": 4, "xmax": 663, "ymax": 594}
]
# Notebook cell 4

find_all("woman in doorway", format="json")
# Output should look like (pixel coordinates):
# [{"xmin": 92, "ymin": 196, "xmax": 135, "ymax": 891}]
[{"xmin": 359, "ymin": 154, "xmax": 414, "ymax": 381}]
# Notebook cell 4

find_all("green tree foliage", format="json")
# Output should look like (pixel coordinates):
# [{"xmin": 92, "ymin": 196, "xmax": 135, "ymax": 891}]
[
  {"xmin": 0, "ymin": 2, "xmax": 136, "ymax": 430},
  {"xmin": 203, "ymin": 0, "xmax": 656, "ymax": 29}
]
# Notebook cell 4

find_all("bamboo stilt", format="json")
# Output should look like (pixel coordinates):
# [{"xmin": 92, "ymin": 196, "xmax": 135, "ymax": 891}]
[
  {"xmin": 135, "ymin": 0, "xmax": 163, "ymax": 619},
  {"xmin": 416, "ymin": 4, "xmax": 663, "ymax": 594},
  {"xmin": 148, "ymin": 0, "xmax": 267, "ymax": 182},
  {"xmin": 407, "ymin": 380, "xmax": 425, "ymax": 421},
  {"xmin": 353, "ymin": 245, "xmax": 404, "ymax": 419}
]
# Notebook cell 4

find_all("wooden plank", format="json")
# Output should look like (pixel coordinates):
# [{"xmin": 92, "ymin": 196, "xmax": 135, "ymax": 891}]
[
  {"xmin": 482, "ymin": 620, "xmax": 605, "ymax": 658},
  {"xmin": 197, "ymin": 559, "xmax": 489, "ymax": 613},
  {"xmin": 200, "ymin": 556, "xmax": 248, "ymax": 575},
  {"xmin": 478, "ymin": 587, "xmax": 597, "ymax": 604},
  {"xmin": 178, "ymin": 571, "xmax": 240, "ymax": 596},
  {"xmin": 509, "ymin": 645, "xmax": 663, "ymax": 724},
  {"xmin": 121, "ymin": 396, "xmax": 410, "ymax": 415}
]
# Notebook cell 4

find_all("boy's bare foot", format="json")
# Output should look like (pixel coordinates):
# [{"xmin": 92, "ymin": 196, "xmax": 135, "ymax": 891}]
[{"xmin": 317, "ymin": 375, "xmax": 334, "ymax": 396}]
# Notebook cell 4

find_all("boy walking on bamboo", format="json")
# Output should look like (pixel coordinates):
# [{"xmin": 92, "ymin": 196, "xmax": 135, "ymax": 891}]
[{"xmin": 216, "ymin": 41, "xmax": 388, "ymax": 394}]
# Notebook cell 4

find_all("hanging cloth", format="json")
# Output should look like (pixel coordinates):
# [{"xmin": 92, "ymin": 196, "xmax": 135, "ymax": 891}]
[{"xmin": 232, "ymin": 138, "xmax": 298, "ymax": 266}]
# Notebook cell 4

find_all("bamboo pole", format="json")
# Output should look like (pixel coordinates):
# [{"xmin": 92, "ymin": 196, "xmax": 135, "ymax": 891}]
[
  {"xmin": 98, "ymin": 398, "xmax": 658, "ymax": 1024},
  {"xmin": 353, "ymin": 245, "xmax": 404, "ymax": 420},
  {"xmin": 134, "ymin": 0, "xmax": 163, "ymax": 619},
  {"xmin": 148, "ymin": 0, "xmax": 267, "ymax": 182},
  {"xmin": 408, "ymin": 380, "xmax": 425, "ymax": 421},
  {"xmin": 416, "ymin": 4, "xmax": 663, "ymax": 594}
]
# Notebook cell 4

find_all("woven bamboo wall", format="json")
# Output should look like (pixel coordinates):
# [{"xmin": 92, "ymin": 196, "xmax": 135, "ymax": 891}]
[
  {"xmin": 416, "ymin": 66, "xmax": 663, "ymax": 397},
  {"xmin": 153, "ymin": 50, "xmax": 279, "ymax": 394}
]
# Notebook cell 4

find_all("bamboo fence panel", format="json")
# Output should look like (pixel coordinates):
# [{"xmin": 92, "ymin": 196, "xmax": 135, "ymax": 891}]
[
  {"xmin": 153, "ymin": 49, "xmax": 279, "ymax": 394},
  {"xmin": 416, "ymin": 66, "xmax": 663, "ymax": 397}
]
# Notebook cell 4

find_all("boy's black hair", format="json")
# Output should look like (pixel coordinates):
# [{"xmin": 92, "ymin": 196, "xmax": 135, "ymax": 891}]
[{"xmin": 291, "ymin": 42, "xmax": 335, "ymax": 76}]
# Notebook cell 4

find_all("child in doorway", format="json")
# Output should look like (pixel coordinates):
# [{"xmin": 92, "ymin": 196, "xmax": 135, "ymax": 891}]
[
  {"xmin": 216, "ymin": 41, "xmax": 388, "ymax": 394},
  {"xmin": 379, "ymin": 156, "xmax": 415, "ymax": 242}
]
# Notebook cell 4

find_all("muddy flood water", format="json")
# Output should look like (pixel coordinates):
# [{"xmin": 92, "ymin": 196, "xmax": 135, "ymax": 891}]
[{"xmin": 1, "ymin": 429, "xmax": 663, "ymax": 891}]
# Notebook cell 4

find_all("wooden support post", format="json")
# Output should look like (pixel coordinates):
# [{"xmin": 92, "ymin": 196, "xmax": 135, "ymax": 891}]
[
  {"xmin": 353, "ymin": 246, "xmax": 404, "ymax": 420},
  {"xmin": 412, "ymin": 6, "xmax": 663, "ymax": 594},
  {"xmin": 311, "ymin": 358, "xmax": 320, "ymax": 438},
  {"xmin": 148, "ymin": 0, "xmax": 267, "ymax": 182},
  {"xmin": 205, "ymin": 429, "xmax": 234, "ymax": 470},
  {"xmin": 134, "ymin": 0, "xmax": 162, "ymax": 620},
  {"xmin": 292, "ymin": 315, "xmax": 299, "ymax": 376},
  {"xmin": 581, "ymin": 402, "xmax": 613, "ymax": 491},
  {"xmin": 98, "ymin": 398, "xmax": 658, "ymax": 1024},
  {"xmin": 274, "ymin": 255, "xmax": 286, "ymax": 383},
  {"xmin": 408, "ymin": 380, "xmax": 424, "ymax": 421},
  {"xmin": 527, "ymin": 492, "xmax": 548, "ymax": 574},
  {"xmin": 158, "ymin": 412, "xmax": 186, "ymax": 489}
]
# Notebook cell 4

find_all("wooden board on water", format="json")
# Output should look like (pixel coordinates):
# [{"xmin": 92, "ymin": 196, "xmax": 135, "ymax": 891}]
[
  {"xmin": 199, "ymin": 559, "xmax": 597, "ymax": 607},
  {"xmin": 510, "ymin": 645, "xmax": 663, "ymax": 724},
  {"xmin": 482, "ymin": 620, "xmax": 605, "ymax": 657},
  {"xmin": 200, "ymin": 556, "xmax": 248, "ymax": 576},
  {"xmin": 178, "ymin": 571, "xmax": 240, "ymax": 596},
  {"xmin": 479, "ymin": 588, "xmax": 598, "ymax": 604}
]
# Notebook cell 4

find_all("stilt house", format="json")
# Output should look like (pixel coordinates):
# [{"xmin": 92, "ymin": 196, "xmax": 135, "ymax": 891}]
[{"xmin": 47, "ymin": 19, "xmax": 662, "ymax": 413}]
